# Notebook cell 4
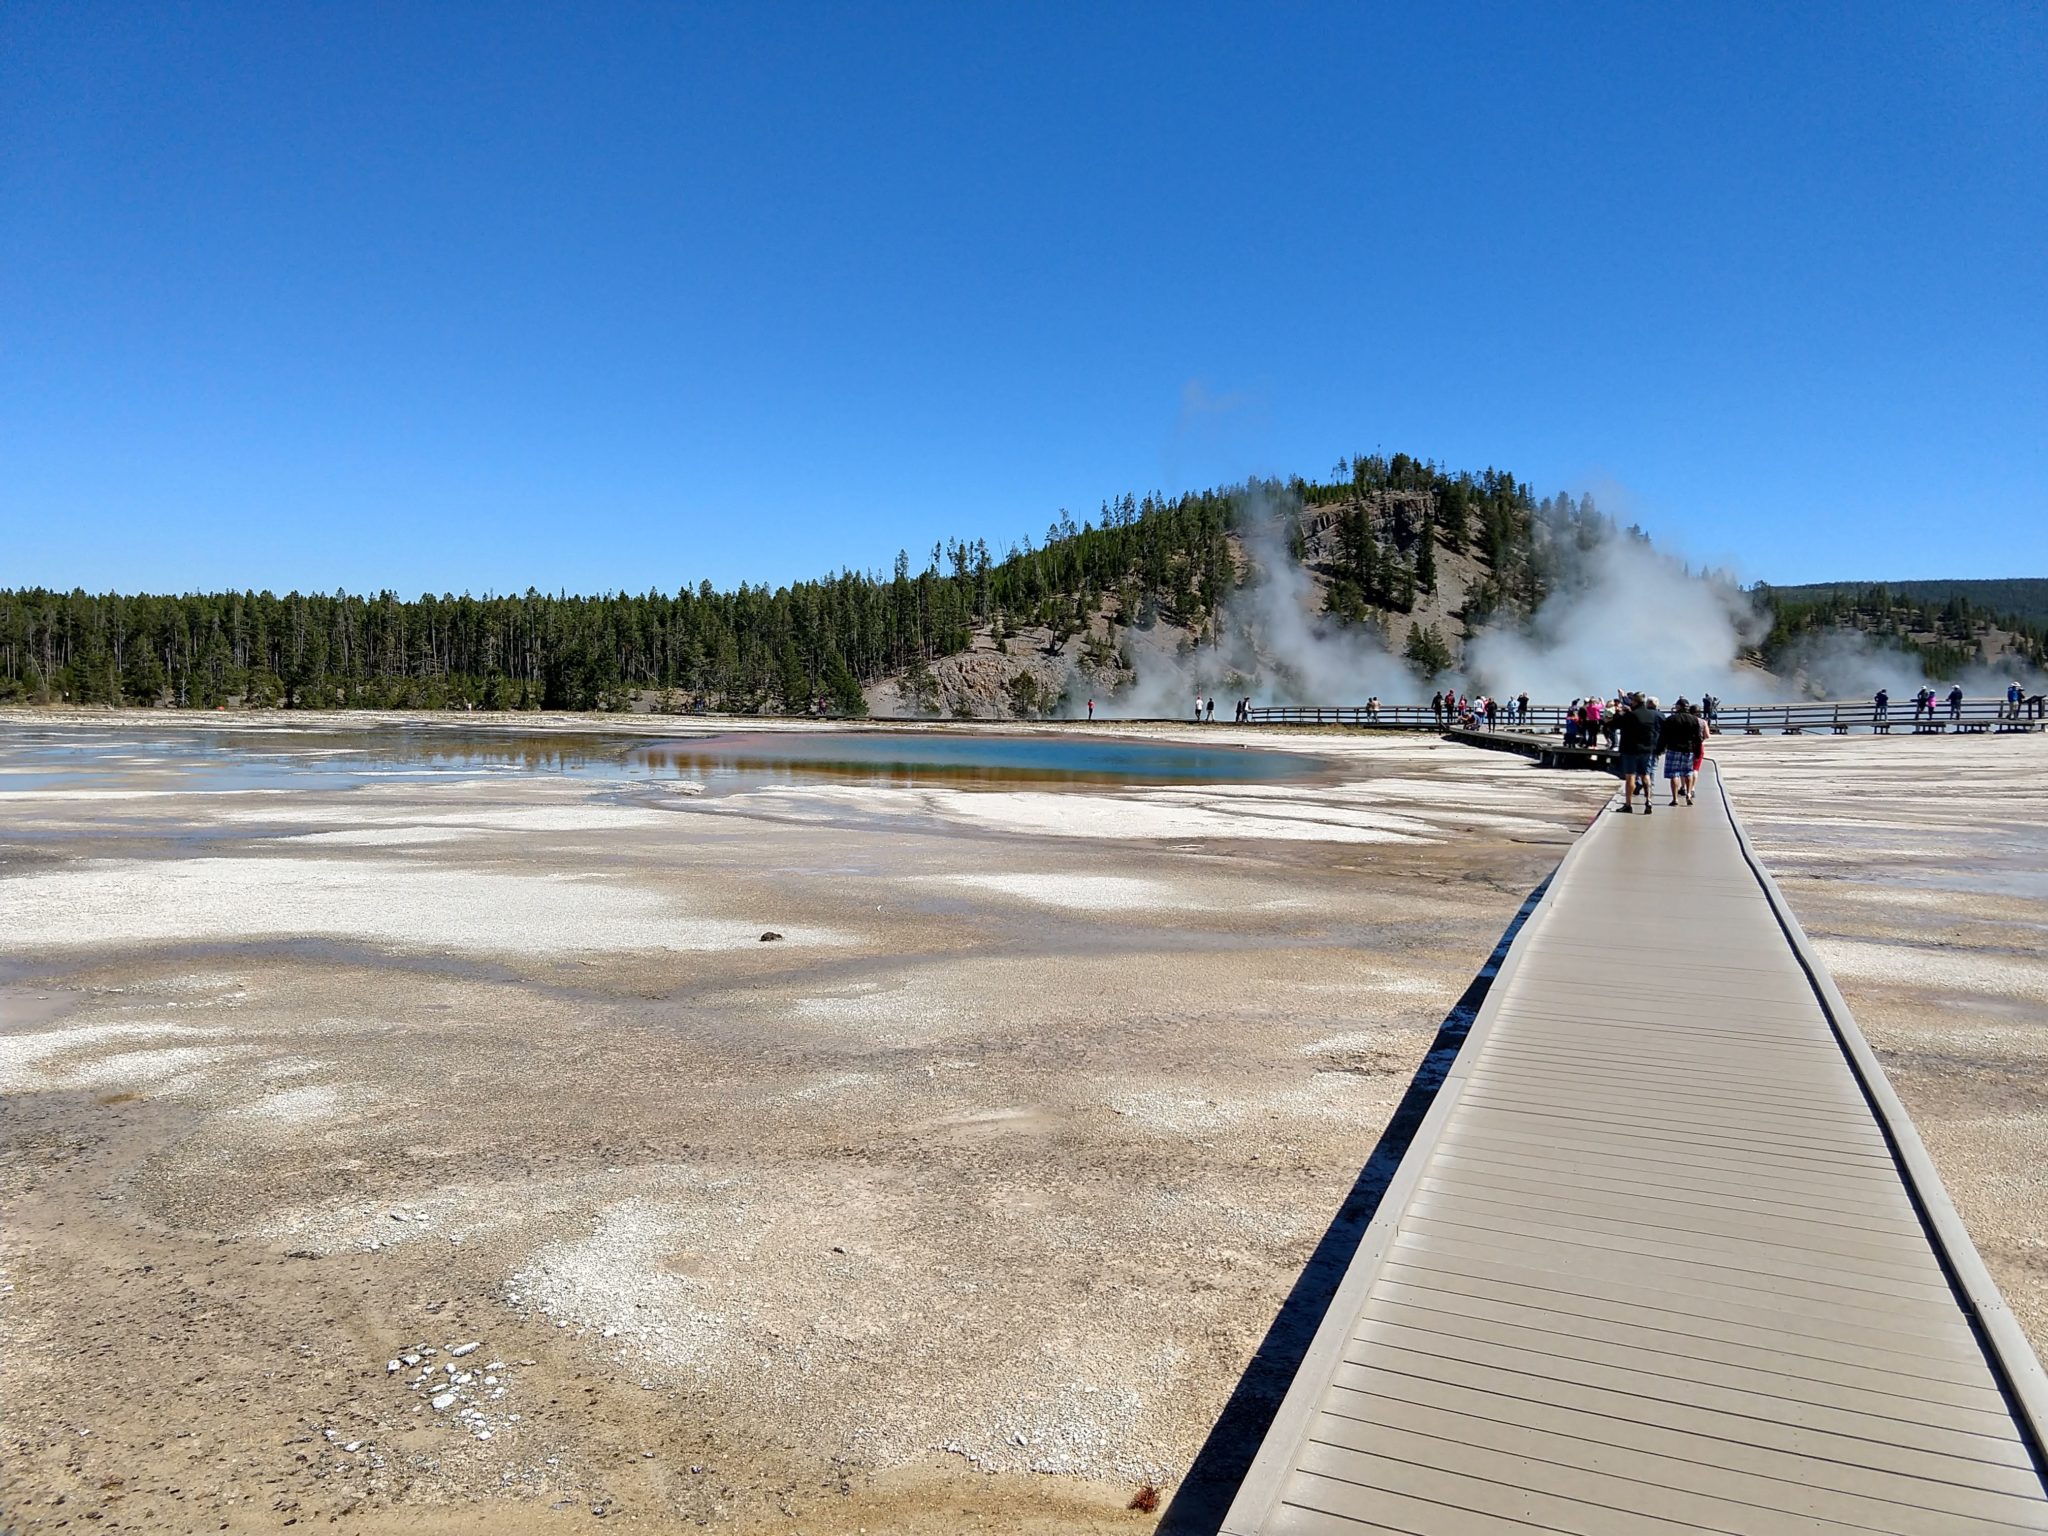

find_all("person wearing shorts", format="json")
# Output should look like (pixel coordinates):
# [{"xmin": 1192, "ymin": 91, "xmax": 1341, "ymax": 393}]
[
  {"xmin": 1661, "ymin": 700, "xmax": 1703, "ymax": 805},
  {"xmin": 1614, "ymin": 692, "xmax": 1664, "ymax": 814}
]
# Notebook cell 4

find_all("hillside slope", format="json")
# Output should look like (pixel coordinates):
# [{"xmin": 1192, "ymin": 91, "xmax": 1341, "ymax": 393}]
[
  {"xmin": 1761, "ymin": 579, "xmax": 2048, "ymax": 627},
  {"xmin": 11, "ymin": 453, "xmax": 2027, "ymax": 717},
  {"xmin": 1755, "ymin": 580, "xmax": 2047, "ymax": 680}
]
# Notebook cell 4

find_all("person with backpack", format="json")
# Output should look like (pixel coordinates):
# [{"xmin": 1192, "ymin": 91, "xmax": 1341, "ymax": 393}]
[{"xmin": 1615, "ymin": 691, "xmax": 1664, "ymax": 814}]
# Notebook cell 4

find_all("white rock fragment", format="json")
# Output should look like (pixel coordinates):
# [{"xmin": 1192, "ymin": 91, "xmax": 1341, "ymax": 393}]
[
  {"xmin": 401, "ymin": 1353, "xmax": 422, "ymax": 1366},
  {"xmin": 449, "ymin": 1341, "xmax": 481, "ymax": 1357},
  {"xmin": 343, "ymin": 1441, "xmax": 362, "ymax": 1453},
  {"xmin": 386, "ymin": 1359, "xmax": 402, "ymax": 1373},
  {"xmin": 431, "ymin": 1392, "xmax": 457, "ymax": 1411}
]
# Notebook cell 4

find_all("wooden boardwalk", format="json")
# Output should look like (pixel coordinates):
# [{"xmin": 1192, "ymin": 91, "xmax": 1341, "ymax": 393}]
[{"xmin": 1221, "ymin": 764, "xmax": 2048, "ymax": 1535}]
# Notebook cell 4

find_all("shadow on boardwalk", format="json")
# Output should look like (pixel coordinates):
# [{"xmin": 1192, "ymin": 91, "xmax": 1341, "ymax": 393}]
[{"xmin": 1156, "ymin": 874, "xmax": 1554, "ymax": 1535}]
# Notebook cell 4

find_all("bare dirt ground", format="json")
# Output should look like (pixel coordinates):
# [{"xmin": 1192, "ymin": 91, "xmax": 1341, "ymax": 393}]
[
  {"xmin": 1714, "ymin": 731, "xmax": 2048, "ymax": 1359},
  {"xmin": 0, "ymin": 712, "xmax": 1611, "ymax": 1535}
]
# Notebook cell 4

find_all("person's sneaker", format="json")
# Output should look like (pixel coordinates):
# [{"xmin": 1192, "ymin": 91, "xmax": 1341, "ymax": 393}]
[
  {"xmin": 1616, "ymin": 804, "xmax": 1632, "ymax": 814},
  {"xmin": 1644, "ymin": 803, "xmax": 1653, "ymax": 814}
]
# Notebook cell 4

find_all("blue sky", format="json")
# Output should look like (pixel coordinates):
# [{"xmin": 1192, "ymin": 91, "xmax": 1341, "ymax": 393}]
[{"xmin": 4, "ymin": 2, "xmax": 2043, "ymax": 596}]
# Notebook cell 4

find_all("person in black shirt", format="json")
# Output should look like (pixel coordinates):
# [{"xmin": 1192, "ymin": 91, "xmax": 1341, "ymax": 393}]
[
  {"xmin": 1660, "ymin": 700, "xmax": 1704, "ymax": 806},
  {"xmin": 1614, "ymin": 692, "xmax": 1665, "ymax": 814}
]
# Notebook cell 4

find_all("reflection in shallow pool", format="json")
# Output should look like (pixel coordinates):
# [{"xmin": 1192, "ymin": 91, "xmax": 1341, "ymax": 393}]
[{"xmin": 0, "ymin": 725, "xmax": 1325, "ymax": 793}]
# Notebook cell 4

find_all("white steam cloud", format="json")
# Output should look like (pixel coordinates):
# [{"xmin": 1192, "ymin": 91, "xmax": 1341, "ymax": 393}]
[
  {"xmin": 1462, "ymin": 535, "xmax": 1768, "ymax": 706},
  {"xmin": 1080, "ymin": 484, "xmax": 2035, "ymax": 715},
  {"xmin": 1093, "ymin": 488, "xmax": 1413, "ymax": 719}
]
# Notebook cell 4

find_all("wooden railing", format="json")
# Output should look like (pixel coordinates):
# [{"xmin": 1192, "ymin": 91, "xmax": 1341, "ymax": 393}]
[
  {"xmin": 1244, "ymin": 697, "xmax": 2043, "ymax": 734},
  {"xmin": 1243, "ymin": 703, "xmax": 1569, "ymax": 730},
  {"xmin": 1697, "ymin": 698, "xmax": 2041, "ymax": 734}
]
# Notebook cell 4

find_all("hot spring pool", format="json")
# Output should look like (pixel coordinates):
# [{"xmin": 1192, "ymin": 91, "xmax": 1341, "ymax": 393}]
[{"xmin": 0, "ymin": 725, "xmax": 1327, "ymax": 794}]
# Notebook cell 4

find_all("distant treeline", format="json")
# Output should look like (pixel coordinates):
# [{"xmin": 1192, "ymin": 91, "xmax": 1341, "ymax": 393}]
[
  {"xmin": 1754, "ymin": 582, "xmax": 2048, "ymax": 676},
  {"xmin": 0, "ymin": 456, "xmax": 1547, "ymax": 713},
  {"xmin": 1757, "ymin": 578, "xmax": 2048, "ymax": 630}
]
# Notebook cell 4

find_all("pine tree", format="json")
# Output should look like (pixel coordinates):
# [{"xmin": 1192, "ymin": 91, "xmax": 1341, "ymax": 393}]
[{"xmin": 1404, "ymin": 623, "xmax": 1453, "ymax": 676}]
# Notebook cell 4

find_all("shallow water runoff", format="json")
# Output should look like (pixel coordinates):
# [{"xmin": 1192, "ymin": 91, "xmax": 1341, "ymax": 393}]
[{"xmin": 0, "ymin": 724, "xmax": 1326, "ymax": 794}]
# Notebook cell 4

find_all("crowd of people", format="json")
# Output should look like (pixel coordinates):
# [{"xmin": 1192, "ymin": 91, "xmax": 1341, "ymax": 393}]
[
  {"xmin": 1429, "ymin": 690, "xmax": 1530, "ymax": 729},
  {"xmin": 1558, "ymin": 691, "xmax": 1719, "ymax": 748}
]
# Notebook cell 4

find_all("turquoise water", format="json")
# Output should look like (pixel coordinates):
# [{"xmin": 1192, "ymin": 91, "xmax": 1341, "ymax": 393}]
[
  {"xmin": 0, "ymin": 725, "xmax": 1323, "ymax": 793},
  {"xmin": 629, "ymin": 731, "xmax": 1321, "ymax": 787}
]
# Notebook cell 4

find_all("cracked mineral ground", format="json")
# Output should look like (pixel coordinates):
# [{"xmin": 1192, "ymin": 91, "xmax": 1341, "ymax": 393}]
[{"xmin": 1, "ymin": 714, "xmax": 2040, "ymax": 1534}]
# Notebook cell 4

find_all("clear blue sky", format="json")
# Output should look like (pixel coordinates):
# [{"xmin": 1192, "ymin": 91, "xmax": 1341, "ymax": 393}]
[{"xmin": 4, "ymin": 2, "xmax": 2043, "ymax": 596}]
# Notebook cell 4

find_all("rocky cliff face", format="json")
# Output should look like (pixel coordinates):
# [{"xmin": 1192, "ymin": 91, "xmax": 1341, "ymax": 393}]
[{"xmin": 863, "ymin": 494, "xmax": 1515, "ymax": 719}]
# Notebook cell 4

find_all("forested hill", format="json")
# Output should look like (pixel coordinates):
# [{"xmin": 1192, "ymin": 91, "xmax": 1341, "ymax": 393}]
[
  {"xmin": 1757, "ymin": 579, "xmax": 2048, "ymax": 628},
  {"xmin": 1754, "ymin": 580, "xmax": 2048, "ymax": 678},
  {"xmin": 0, "ymin": 453, "xmax": 1561, "ymax": 714}
]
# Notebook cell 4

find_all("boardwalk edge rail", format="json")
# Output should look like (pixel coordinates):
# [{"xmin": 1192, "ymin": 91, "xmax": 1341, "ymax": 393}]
[
  {"xmin": 1214, "ymin": 792, "xmax": 1615, "ymax": 1536},
  {"xmin": 1713, "ymin": 766, "xmax": 2048, "ymax": 1466}
]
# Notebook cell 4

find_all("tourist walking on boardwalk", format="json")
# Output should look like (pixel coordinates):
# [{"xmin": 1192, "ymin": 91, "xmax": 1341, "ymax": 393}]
[
  {"xmin": 1874, "ymin": 686, "xmax": 1889, "ymax": 723},
  {"xmin": 1662, "ymin": 699, "xmax": 1703, "ymax": 806},
  {"xmin": 1483, "ymin": 696, "xmax": 1497, "ymax": 729},
  {"xmin": 1517, "ymin": 691, "xmax": 1530, "ymax": 724},
  {"xmin": 1949, "ymin": 683, "xmax": 1964, "ymax": 720},
  {"xmin": 1615, "ymin": 691, "xmax": 1664, "ymax": 814}
]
